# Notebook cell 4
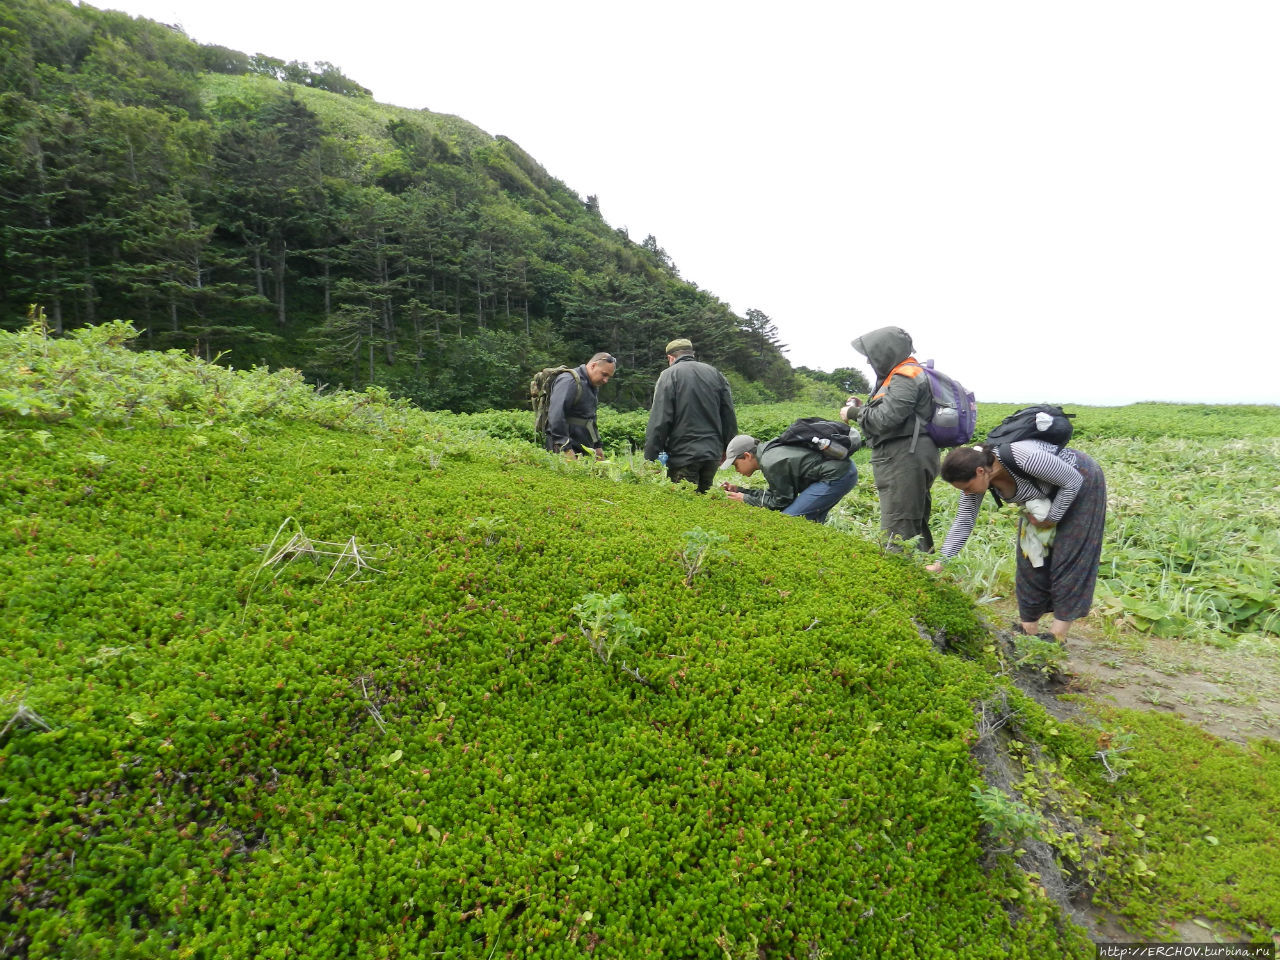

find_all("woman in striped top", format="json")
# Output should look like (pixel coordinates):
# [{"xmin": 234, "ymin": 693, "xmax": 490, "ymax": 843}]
[{"xmin": 925, "ymin": 440, "xmax": 1107, "ymax": 642}]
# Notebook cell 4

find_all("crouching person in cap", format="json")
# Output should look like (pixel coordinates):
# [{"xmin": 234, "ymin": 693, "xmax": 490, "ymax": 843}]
[{"xmin": 719, "ymin": 433, "xmax": 857, "ymax": 523}]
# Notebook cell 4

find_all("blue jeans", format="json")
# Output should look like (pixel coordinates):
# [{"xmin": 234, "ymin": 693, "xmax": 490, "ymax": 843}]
[{"xmin": 782, "ymin": 465, "xmax": 857, "ymax": 523}]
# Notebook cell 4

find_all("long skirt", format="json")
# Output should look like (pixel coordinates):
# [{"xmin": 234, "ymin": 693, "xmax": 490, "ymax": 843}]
[{"xmin": 1015, "ymin": 449, "xmax": 1106, "ymax": 623}]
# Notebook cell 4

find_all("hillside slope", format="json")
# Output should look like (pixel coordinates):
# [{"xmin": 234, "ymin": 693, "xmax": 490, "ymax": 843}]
[
  {"xmin": 4, "ymin": 322, "xmax": 1278, "ymax": 957},
  {"xmin": 4, "ymin": 419, "xmax": 1089, "ymax": 958},
  {"xmin": 0, "ymin": 0, "xmax": 794, "ymax": 411},
  {"xmin": 0, "ymin": 321, "xmax": 1099, "ymax": 958}
]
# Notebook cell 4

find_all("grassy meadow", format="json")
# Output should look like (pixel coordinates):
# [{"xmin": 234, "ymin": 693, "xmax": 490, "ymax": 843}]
[{"xmin": 2, "ymin": 320, "xmax": 1278, "ymax": 957}]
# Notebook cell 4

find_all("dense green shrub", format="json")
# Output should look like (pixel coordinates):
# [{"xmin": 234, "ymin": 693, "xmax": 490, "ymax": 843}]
[{"xmin": 1, "ymin": 323, "xmax": 1101, "ymax": 958}]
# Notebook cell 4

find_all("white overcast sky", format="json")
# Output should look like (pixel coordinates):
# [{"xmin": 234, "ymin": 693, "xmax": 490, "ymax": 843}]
[{"xmin": 93, "ymin": 0, "xmax": 1280, "ymax": 405}]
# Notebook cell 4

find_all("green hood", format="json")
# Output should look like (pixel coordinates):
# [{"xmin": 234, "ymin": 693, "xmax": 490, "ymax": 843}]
[{"xmin": 851, "ymin": 326, "xmax": 915, "ymax": 382}]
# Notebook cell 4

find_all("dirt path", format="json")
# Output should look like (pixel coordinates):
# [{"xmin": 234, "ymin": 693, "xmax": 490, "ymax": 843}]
[
  {"xmin": 976, "ymin": 601, "xmax": 1279, "ymax": 946},
  {"xmin": 983, "ymin": 599, "xmax": 1280, "ymax": 744}
]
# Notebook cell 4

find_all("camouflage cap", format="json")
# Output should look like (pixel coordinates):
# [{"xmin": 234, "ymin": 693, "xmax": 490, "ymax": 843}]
[{"xmin": 665, "ymin": 338, "xmax": 694, "ymax": 354}]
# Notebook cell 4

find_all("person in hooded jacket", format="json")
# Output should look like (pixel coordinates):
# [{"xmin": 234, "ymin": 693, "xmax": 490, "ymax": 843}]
[
  {"xmin": 643, "ymin": 338, "xmax": 738, "ymax": 492},
  {"xmin": 845, "ymin": 326, "xmax": 939, "ymax": 551}
]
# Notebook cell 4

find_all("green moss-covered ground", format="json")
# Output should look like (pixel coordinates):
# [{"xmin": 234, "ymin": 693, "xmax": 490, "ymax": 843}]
[
  {"xmin": 4, "ymin": 420, "xmax": 1084, "ymax": 958},
  {"xmin": 2, "ymin": 321, "xmax": 1277, "ymax": 957},
  {"xmin": 1084, "ymin": 708, "xmax": 1280, "ymax": 938}
]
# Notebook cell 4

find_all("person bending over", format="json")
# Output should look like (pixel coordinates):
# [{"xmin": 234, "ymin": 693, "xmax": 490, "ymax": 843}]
[
  {"xmin": 720, "ymin": 433, "xmax": 856, "ymax": 524},
  {"xmin": 925, "ymin": 441, "xmax": 1106, "ymax": 642}
]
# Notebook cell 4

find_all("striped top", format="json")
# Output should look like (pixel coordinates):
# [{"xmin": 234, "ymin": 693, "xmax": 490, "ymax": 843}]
[{"xmin": 939, "ymin": 440, "xmax": 1084, "ymax": 560}]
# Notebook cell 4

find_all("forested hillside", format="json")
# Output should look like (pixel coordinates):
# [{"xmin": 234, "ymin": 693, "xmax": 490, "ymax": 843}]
[{"xmin": 0, "ymin": 0, "xmax": 800, "ymax": 411}]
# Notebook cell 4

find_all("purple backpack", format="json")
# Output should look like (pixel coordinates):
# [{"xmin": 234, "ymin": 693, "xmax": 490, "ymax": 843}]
[{"xmin": 911, "ymin": 359, "xmax": 977, "ymax": 450}]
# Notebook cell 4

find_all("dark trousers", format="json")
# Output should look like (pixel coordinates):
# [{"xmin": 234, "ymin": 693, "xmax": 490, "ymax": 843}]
[
  {"xmin": 667, "ymin": 460, "xmax": 719, "ymax": 493},
  {"xmin": 871, "ymin": 435, "xmax": 940, "ymax": 551}
]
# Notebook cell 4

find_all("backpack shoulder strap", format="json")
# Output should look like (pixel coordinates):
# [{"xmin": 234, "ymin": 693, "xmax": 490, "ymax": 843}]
[
  {"xmin": 872, "ymin": 359, "xmax": 922, "ymax": 401},
  {"xmin": 551, "ymin": 367, "xmax": 584, "ymax": 404},
  {"xmin": 874, "ymin": 359, "xmax": 925, "ymax": 452},
  {"xmin": 989, "ymin": 442, "xmax": 1016, "ymax": 507}
]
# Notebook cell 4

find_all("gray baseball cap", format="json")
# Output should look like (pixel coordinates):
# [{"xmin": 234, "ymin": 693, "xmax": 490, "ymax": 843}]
[{"xmin": 719, "ymin": 434, "xmax": 757, "ymax": 470}]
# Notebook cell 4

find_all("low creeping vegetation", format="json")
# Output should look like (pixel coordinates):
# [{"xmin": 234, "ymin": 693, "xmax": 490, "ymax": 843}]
[{"xmin": 2, "ymin": 319, "xmax": 1277, "ymax": 956}]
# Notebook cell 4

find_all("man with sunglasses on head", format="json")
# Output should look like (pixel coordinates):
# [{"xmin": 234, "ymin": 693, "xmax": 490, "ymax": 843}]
[{"xmin": 546, "ymin": 352, "xmax": 616, "ymax": 459}]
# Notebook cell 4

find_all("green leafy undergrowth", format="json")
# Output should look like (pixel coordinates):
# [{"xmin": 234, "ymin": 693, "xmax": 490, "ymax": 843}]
[
  {"xmin": 974, "ymin": 402, "xmax": 1280, "ymax": 442},
  {"xmin": 439, "ymin": 403, "xmax": 877, "ymax": 458},
  {"xmin": 444, "ymin": 401, "xmax": 1280, "ymax": 462},
  {"xmin": 921, "ymin": 431, "xmax": 1280, "ymax": 644},
  {"xmin": 0, "ymin": 315, "xmax": 446, "ymax": 438},
  {"xmin": 1081, "ymin": 708, "xmax": 1280, "ymax": 940},
  {"xmin": 3, "ymin": 420, "xmax": 1096, "ymax": 958}
]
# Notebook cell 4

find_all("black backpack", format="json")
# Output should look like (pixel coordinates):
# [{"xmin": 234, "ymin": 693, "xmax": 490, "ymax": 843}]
[
  {"xmin": 984, "ymin": 404, "xmax": 1074, "ymax": 450},
  {"xmin": 771, "ymin": 417, "xmax": 863, "ymax": 460},
  {"xmin": 982, "ymin": 404, "xmax": 1075, "ymax": 506}
]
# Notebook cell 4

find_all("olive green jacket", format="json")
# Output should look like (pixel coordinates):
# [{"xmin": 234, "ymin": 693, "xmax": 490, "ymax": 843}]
[
  {"xmin": 851, "ymin": 326, "xmax": 934, "ymax": 446},
  {"xmin": 644, "ymin": 356, "xmax": 737, "ymax": 466},
  {"xmin": 742, "ymin": 442, "xmax": 852, "ymax": 511}
]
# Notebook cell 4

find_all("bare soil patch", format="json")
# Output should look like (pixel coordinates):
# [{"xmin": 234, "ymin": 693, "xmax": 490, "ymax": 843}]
[
  {"xmin": 982, "ymin": 600, "xmax": 1280, "ymax": 744},
  {"xmin": 975, "ymin": 601, "xmax": 1279, "ymax": 946}
]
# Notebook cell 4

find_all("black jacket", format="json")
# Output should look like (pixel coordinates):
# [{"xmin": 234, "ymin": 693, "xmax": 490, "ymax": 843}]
[{"xmin": 643, "ymin": 357, "xmax": 737, "ymax": 466}]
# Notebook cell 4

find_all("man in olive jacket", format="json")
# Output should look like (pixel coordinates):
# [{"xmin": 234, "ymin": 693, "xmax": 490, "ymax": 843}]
[
  {"xmin": 643, "ymin": 338, "xmax": 737, "ymax": 492},
  {"xmin": 720, "ymin": 434, "xmax": 857, "ymax": 524},
  {"xmin": 847, "ymin": 326, "xmax": 939, "ymax": 550}
]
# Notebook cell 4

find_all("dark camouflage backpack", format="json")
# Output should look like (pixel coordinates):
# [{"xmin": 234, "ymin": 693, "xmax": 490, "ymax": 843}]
[{"xmin": 530, "ymin": 366, "xmax": 583, "ymax": 439}]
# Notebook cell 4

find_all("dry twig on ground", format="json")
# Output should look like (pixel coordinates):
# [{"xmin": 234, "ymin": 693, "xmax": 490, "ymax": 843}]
[
  {"xmin": 242, "ymin": 517, "xmax": 389, "ymax": 619},
  {"xmin": 1, "ymin": 702, "xmax": 53, "ymax": 738}
]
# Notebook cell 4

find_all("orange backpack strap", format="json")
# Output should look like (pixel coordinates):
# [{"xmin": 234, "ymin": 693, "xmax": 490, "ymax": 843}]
[{"xmin": 871, "ymin": 358, "xmax": 922, "ymax": 401}]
